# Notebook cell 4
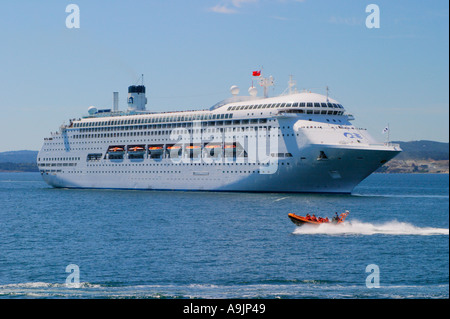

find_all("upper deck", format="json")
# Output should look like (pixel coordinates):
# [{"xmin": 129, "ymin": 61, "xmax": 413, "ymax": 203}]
[{"xmin": 64, "ymin": 90, "xmax": 351, "ymax": 131}]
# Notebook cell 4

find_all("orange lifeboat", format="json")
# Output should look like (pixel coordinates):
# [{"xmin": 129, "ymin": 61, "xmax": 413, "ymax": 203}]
[{"xmin": 109, "ymin": 147, "xmax": 124, "ymax": 152}]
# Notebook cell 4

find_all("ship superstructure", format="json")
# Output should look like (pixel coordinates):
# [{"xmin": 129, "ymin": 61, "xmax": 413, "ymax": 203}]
[{"xmin": 37, "ymin": 74, "xmax": 401, "ymax": 193}]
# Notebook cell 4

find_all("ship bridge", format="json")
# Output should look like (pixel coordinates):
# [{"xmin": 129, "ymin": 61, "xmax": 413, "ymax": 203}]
[{"xmin": 219, "ymin": 91, "xmax": 348, "ymax": 118}]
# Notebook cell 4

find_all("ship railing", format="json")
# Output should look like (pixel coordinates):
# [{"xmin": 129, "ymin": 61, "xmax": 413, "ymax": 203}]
[
  {"xmin": 338, "ymin": 141, "xmax": 401, "ymax": 149},
  {"xmin": 345, "ymin": 113, "xmax": 355, "ymax": 121},
  {"xmin": 370, "ymin": 142, "xmax": 401, "ymax": 148}
]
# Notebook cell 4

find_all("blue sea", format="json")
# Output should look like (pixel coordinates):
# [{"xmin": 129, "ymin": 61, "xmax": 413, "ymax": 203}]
[{"xmin": 0, "ymin": 173, "xmax": 448, "ymax": 299}]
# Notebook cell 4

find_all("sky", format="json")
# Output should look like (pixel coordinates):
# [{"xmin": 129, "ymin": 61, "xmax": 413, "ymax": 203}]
[{"xmin": 0, "ymin": 0, "xmax": 448, "ymax": 152}]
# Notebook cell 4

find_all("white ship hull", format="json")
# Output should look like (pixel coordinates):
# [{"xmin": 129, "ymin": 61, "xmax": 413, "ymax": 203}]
[{"xmin": 39, "ymin": 144, "xmax": 400, "ymax": 194}]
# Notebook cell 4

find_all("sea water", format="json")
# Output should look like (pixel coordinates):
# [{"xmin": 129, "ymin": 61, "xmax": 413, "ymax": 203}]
[{"xmin": 0, "ymin": 173, "xmax": 448, "ymax": 298}]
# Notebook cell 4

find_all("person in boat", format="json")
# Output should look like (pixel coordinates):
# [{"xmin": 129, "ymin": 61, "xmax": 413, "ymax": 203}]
[
  {"xmin": 311, "ymin": 214, "xmax": 317, "ymax": 222},
  {"xmin": 305, "ymin": 213, "xmax": 311, "ymax": 220},
  {"xmin": 332, "ymin": 212, "xmax": 339, "ymax": 222},
  {"xmin": 324, "ymin": 217, "xmax": 329, "ymax": 223}
]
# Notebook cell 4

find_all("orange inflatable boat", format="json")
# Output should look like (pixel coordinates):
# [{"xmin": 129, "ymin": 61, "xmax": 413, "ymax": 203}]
[{"xmin": 288, "ymin": 211, "xmax": 349, "ymax": 226}]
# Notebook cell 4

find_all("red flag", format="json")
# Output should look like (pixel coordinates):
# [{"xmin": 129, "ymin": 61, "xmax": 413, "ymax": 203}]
[{"xmin": 252, "ymin": 70, "xmax": 261, "ymax": 76}]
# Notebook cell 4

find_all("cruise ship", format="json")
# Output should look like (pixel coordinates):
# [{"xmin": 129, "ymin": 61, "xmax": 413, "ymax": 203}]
[{"xmin": 37, "ymin": 74, "xmax": 401, "ymax": 193}]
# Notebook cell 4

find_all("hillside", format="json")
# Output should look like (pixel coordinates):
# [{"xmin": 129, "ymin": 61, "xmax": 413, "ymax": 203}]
[
  {"xmin": 393, "ymin": 140, "xmax": 449, "ymax": 161},
  {"xmin": 0, "ymin": 140, "xmax": 448, "ymax": 173},
  {"xmin": 0, "ymin": 151, "xmax": 38, "ymax": 172},
  {"xmin": 0, "ymin": 150, "xmax": 38, "ymax": 163},
  {"xmin": 378, "ymin": 140, "xmax": 449, "ymax": 173}
]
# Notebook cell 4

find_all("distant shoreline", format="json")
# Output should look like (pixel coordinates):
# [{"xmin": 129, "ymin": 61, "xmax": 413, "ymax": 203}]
[
  {"xmin": 376, "ymin": 159, "xmax": 449, "ymax": 174},
  {"xmin": 0, "ymin": 163, "xmax": 38, "ymax": 173}
]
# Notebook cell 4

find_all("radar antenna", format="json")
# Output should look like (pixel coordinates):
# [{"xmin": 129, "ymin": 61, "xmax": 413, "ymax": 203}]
[{"xmin": 259, "ymin": 73, "xmax": 274, "ymax": 98}]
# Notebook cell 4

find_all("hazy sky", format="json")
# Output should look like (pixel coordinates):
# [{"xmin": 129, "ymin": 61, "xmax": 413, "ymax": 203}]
[{"xmin": 0, "ymin": 0, "xmax": 448, "ymax": 152}]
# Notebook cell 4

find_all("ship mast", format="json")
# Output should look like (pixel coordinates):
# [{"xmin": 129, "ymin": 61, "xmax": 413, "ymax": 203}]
[
  {"xmin": 259, "ymin": 73, "xmax": 274, "ymax": 98},
  {"xmin": 288, "ymin": 75, "xmax": 297, "ymax": 95}
]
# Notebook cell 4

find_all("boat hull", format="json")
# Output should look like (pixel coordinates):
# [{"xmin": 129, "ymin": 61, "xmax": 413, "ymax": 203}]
[{"xmin": 40, "ymin": 145, "xmax": 400, "ymax": 193}]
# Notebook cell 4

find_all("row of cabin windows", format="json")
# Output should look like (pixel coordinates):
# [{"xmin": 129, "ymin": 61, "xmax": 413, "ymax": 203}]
[
  {"xmin": 50, "ymin": 170, "xmax": 266, "ymax": 175},
  {"xmin": 72, "ymin": 126, "xmax": 275, "ymax": 139},
  {"xmin": 39, "ymin": 157, "xmax": 81, "ymax": 162},
  {"xmin": 227, "ymin": 102, "xmax": 344, "ymax": 111},
  {"xmin": 75, "ymin": 118, "xmax": 268, "ymax": 133},
  {"xmin": 86, "ymin": 162, "xmax": 278, "ymax": 167},
  {"xmin": 43, "ymin": 166, "xmax": 294, "ymax": 175},
  {"xmin": 73, "ymin": 113, "xmax": 233, "ymax": 128},
  {"xmin": 38, "ymin": 163, "xmax": 77, "ymax": 167}
]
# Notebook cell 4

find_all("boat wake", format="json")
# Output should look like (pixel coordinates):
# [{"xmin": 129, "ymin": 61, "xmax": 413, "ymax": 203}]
[
  {"xmin": 1, "ymin": 281, "xmax": 447, "ymax": 299},
  {"xmin": 273, "ymin": 197, "xmax": 289, "ymax": 202},
  {"xmin": 293, "ymin": 220, "xmax": 449, "ymax": 236}
]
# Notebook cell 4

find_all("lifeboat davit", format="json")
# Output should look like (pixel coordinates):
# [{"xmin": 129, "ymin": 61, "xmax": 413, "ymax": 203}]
[{"xmin": 288, "ymin": 211, "xmax": 349, "ymax": 226}]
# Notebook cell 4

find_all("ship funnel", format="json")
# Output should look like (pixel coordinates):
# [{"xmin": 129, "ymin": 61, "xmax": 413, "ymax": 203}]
[
  {"xmin": 113, "ymin": 92, "xmax": 119, "ymax": 112},
  {"xmin": 127, "ymin": 85, "xmax": 147, "ymax": 111}
]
